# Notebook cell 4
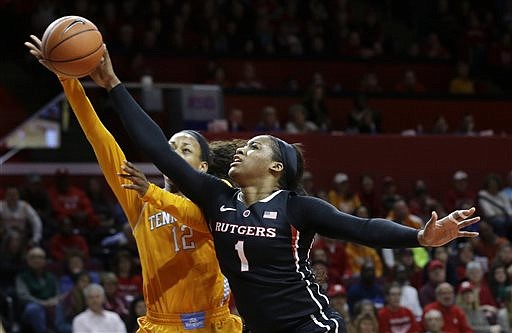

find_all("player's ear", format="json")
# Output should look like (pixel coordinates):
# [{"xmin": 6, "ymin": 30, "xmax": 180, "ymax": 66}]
[
  {"xmin": 270, "ymin": 161, "xmax": 283, "ymax": 173},
  {"xmin": 199, "ymin": 161, "xmax": 208, "ymax": 173}
]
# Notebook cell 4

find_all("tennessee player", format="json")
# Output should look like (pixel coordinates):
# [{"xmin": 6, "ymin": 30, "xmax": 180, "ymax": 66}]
[{"xmin": 25, "ymin": 36, "xmax": 242, "ymax": 333}]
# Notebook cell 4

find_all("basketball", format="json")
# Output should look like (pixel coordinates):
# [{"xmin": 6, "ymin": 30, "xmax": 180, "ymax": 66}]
[{"xmin": 41, "ymin": 16, "xmax": 104, "ymax": 78}]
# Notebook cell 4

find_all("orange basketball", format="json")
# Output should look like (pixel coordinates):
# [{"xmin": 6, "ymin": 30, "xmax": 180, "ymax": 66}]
[{"xmin": 41, "ymin": 16, "xmax": 104, "ymax": 78}]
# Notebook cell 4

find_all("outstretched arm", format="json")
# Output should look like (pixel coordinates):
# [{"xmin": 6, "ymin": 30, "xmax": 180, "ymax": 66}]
[
  {"xmin": 290, "ymin": 196, "xmax": 479, "ymax": 248},
  {"xmin": 88, "ymin": 46, "xmax": 226, "ymax": 209}
]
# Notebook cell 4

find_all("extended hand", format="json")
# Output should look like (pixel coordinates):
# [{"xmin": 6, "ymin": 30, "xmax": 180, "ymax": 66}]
[
  {"xmin": 418, "ymin": 207, "xmax": 479, "ymax": 247},
  {"xmin": 24, "ymin": 35, "xmax": 60, "ymax": 76},
  {"xmin": 118, "ymin": 160, "xmax": 150, "ymax": 197},
  {"xmin": 88, "ymin": 45, "xmax": 121, "ymax": 91}
]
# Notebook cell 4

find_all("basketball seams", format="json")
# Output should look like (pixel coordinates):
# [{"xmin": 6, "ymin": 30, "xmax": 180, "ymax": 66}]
[
  {"xmin": 47, "ymin": 28, "xmax": 103, "ymax": 62},
  {"xmin": 48, "ymin": 32, "xmax": 103, "ymax": 62},
  {"xmin": 50, "ymin": 47, "xmax": 104, "ymax": 77}
]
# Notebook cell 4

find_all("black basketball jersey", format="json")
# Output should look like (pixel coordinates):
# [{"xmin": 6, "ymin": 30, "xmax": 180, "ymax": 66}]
[
  {"xmin": 207, "ymin": 189, "xmax": 331, "ymax": 331},
  {"xmin": 110, "ymin": 84, "xmax": 422, "ymax": 332}
]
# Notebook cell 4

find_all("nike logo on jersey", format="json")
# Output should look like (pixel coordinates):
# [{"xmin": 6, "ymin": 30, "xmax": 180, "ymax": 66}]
[
  {"xmin": 220, "ymin": 205, "xmax": 237, "ymax": 212},
  {"xmin": 263, "ymin": 211, "xmax": 277, "ymax": 219}
]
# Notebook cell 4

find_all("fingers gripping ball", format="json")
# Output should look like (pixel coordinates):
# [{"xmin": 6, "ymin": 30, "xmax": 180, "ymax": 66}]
[{"xmin": 41, "ymin": 16, "xmax": 104, "ymax": 78}]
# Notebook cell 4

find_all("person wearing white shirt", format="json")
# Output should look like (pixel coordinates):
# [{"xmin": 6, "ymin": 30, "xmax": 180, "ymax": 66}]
[
  {"xmin": 72, "ymin": 283, "xmax": 126, "ymax": 333},
  {"xmin": 395, "ymin": 264, "xmax": 423, "ymax": 321}
]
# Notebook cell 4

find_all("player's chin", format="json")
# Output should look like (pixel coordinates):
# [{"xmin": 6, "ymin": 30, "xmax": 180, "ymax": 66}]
[{"xmin": 228, "ymin": 166, "xmax": 242, "ymax": 182}]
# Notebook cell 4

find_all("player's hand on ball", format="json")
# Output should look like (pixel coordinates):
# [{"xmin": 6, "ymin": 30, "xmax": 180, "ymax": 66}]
[
  {"xmin": 24, "ymin": 35, "xmax": 60, "ymax": 76},
  {"xmin": 118, "ymin": 160, "xmax": 150, "ymax": 197},
  {"xmin": 417, "ymin": 207, "xmax": 479, "ymax": 247},
  {"xmin": 88, "ymin": 45, "xmax": 121, "ymax": 91}
]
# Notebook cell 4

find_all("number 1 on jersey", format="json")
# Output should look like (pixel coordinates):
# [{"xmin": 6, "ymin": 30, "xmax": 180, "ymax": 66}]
[{"xmin": 235, "ymin": 240, "xmax": 249, "ymax": 271}]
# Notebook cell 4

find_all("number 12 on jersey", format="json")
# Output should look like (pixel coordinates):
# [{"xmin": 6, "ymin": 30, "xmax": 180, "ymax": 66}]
[{"xmin": 235, "ymin": 240, "xmax": 249, "ymax": 271}]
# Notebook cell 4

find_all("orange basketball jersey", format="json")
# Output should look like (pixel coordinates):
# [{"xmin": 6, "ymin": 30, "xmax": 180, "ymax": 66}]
[{"xmin": 62, "ymin": 79, "xmax": 231, "ymax": 317}]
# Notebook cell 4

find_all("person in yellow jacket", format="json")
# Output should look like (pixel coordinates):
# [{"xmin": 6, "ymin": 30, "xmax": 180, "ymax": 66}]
[{"xmin": 25, "ymin": 36, "xmax": 242, "ymax": 333}]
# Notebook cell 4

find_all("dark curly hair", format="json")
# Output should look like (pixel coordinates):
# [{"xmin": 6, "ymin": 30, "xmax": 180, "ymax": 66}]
[{"xmin": 208, "ymin": 139, "xmax": 247, "ymax": 181}]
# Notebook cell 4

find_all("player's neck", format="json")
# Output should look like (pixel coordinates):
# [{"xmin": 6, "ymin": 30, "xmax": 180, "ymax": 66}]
[{"xmin": 240, "ymin": 184, "xmax": 279, "ymax": 206}]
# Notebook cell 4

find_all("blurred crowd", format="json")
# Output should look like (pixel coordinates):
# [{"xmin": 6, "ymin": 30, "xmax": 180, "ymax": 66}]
[{"xmin": 2, "ymin": 166, "xmax": 512, "ymax": 332}]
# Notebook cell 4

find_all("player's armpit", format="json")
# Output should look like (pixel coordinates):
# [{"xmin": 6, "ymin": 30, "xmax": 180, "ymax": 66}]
[{"xmin": 142, "ymin": 183, "xmax": 210, "ymax": 234}]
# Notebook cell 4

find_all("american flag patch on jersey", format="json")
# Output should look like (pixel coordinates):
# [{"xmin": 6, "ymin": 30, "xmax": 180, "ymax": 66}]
[{"xmin": 263, "ymin": 211, "xmax": 277, "ymax": 219}]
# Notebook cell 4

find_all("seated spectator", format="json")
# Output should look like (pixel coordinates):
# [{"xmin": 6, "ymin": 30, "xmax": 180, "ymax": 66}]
[
  {"xmin": 112, "ymin": 250, "xmax": 143, "ymax": 306},
  {"xmin": 377, "ymin": 283, "xmax": 419, "ymax": 333},
  {"xmin": 430, "ymin": 115, "xmax": 450, "ymax": 135},
  {"xmin": 478, "ymin": 173, "xmax": 512, "ymax": 237},
  {"xmin": 499, "ymin": 170, "xmax": 512, "ymax": 204},
  {"xmin": 394, "ymin": 264, "xmax": 423, "ymax": 321},
  {"xmin": 101, "ymin": 222, "xmax": 136, "ymax": 255},
  {"xmin": 423, "ymin": 32, "xmax": 451, "ymax": 60},
  {"xmin": 453, "ymin": 242, "xmax": 477, "ymax": 283},
  {"xmin": 327, "ymin": 284, "xmax": 350, "ymax": 327},
  {"xmin": 423, "ymin": 309, "xmax": 444, "ymax": 333},
  {"xmin": 357, "ymin": 175, "xmax": 380, "ymax": 217},
  {"xmin": 226, "ymin": 108, "xmax": 247, "ymax": 132},
  {"xmin": 20, "ymin": 174, "xmax": 55, "ymax": 236},
  {"xmin": 470, "ymin": 221, "xmax": 508, "ymax": 264},
  {"xmin": 0, "ymin": 184, "xmax": 42, "ymax": 246},
  {"xmin": 455, "ymin": 281, "xmax": 501, "ymax": 333},
  {"xmin": 72, "ymin": 284, "xmax": 127, "ymax": 333},
  {"xmin": 380, "ymin": 177, "xmax": 401, "ymax": 214},
  {"xmin": 347, "ymin": 261, "xmax": 385, "ymax": 314},
  {"xmin": 126, "ymin": 296, "xmax": 146, "ymax": 333},
  {"xmin": 419, "ymin": 260, "xmax": 447, "ymax": 307},
  {"xmin": 312, "ymin": 237, "xmax": 350, "ymax": 284},
  {"xmin": 422, "ymin": 282, "xmax": 472, "ymax": 333},
  {"xmin": 47, "ymin": 168, "xmax": 99, "ymax": 231},
  {"xmin": 49, "ymin": 218, "xmax": 89, "ymax": 261},
  {"xmin": 497, "ymin": 286, "xmax": 512, "ymax": 332},
  {"xmin": 285, "ymin": 104, "xmax": 318, "ymax": 133},
  {"xmin": 303, "ymin": 84, "xmax": 329, "ymax": 130},
  {"xmin": 346, "ymin": 94, "xmax": 380, "ymax": 134},
  {"xmin": 394, "ymin": 248, "xmax": 424, "ymax": 290},
  {"xmin": 254, "ymin": 106, "xmax": 281, "ymax": 132},
  {"xmin": 328, "ymin": 173, "xmax": 361, "ymax": 214},
  {"xmin": 394, "ymin": 70, "xmax": 426, "ymax": 94},
  {"xmin": 449, "ymin": 61, "xmax": 475, "ymax": 94},
  {"xmin": 101, "ymin": 272, "xmax": 130, "ymax": 322},
  {"xmin": 408, "ymin": 180, "xmax": 446, "ymax": 222},
  {"xmin": 386, "ymin": 198, "xmax": 423, "ymax": 229},
  {"xmin": 431, "ymin": 246, "xmax": 458, "ymax": 286},
  {"xmin": 351, "ymin": 311, "xmax": 379, "ymax": 333},
  {"xmin": 85, "ymin": 177, "xmax": 117, "ymax": 229},
  {"xmin": 464, "ymin": 261, "xmax": 497, "ymax": 309},
  {"xmin": 58, "ymin": 251, "xmax": 100, "ymax": 294},
  {"xmin": 359, "ymin": 72, "xmax": 383, "ymax": 93},
  {"xmin": 16, "ymin": 247, "xmax": 60, "ymax": 333},
  {"xmin": 488, "ymin": 263, "xmax": 509, "ymax": 307},
  {"xmin": 444, "ymin": 170, "xmax": 477, "ymax": 212},
  {"xmin": 456, "ymin": 113, "xmax": 478, "ymax": 136},
  {"xmin": 236, "ymin": 62, "xmax": 263, "ymax": 90},
  {"xmin": 54, "ymin": 271, "xmax": 91, "ymax": 333},
  {"xmin": 205, "ymin": 65, "xmax": 232, "ymax": 89}
]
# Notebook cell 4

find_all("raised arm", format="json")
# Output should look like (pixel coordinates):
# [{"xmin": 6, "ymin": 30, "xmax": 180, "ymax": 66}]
[
  {"xmin": 290, "ymin": 196, "xmax": 479, "ymax": 248},
  {"xmin": 89, "ymin": 47, "xmax": 225, "ymax": 208}
]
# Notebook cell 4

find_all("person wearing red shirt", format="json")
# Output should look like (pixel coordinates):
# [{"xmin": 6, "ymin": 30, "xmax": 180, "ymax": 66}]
[
  {"xmin": 378, "ymin": 283, "xmax": 420, "ymax": 333},
  {"xmin": 422, "ymin": 282, "xmax": 472, "ymax": 333},
  {"xmin": 312, "ymin": 236, "xmax": 350, "ymax": 283},
  {"xmin": 444, "ymin": 171, "xmax": 477, "ymax": 213},
  {"xmin": 49, "ymin": 218, "xmax": 89, "ymax": 261}
]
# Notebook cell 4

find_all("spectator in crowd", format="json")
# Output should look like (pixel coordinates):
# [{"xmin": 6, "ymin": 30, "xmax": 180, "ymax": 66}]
[
  {"xmin": 419, "ymin": 260, "xmax": 447, "ymax": 307},
  {"xmin": 394, "ymin": 263, "xmax": 423, "ymax": 321},
  {"xmin": 0, "ymin": 184, "xmax": 42, "ymax": 246},
  {"xmin": 381, "ymin": 177, "xmax": 401, "ymax": 215},
  {"xmin": 494, "ymin": 242, "xmax": 512, "ymax": 267},
  {"xmin": 101, "ymin": 272, "xmax": 130, "ymax": 322},
  {"xmin": 328, "ymin": 173, "xmax": 361, "ymax": 214},
  {"xmin": 126, "ymin": 296, "xmax": 146, "ymax": 333},
  {"xmin": 444, "ymin": 170, "xmax": 477, "ymax": 213},
  {"xmin": 227, "ymin": 108, "xmax": 247, "ymax": 132},
  {"xmin": 72, "ymin": 283, "xmax": 126, "ymax": 333},
  {"xmin": 312, "ymin": 236, "xmax": 350, "ymax": 284},
  {"xmin": 449, "ymin": 61, "xmax": 475, "ymax": 94},
  {"xmin": 346, "ymin": 94, "xmax": 380, "ymax": 134},
  {"xmin": 394, "ymin": 70, "xmax": 426, "ymax": 94},
  {"xmin": 487, "ymin": 263, "xmax": 509, "ymax": 308},
  {"xmin": 455, "ymin": 281, "xmax": 501, "ymax": 333},
  {"xmin": 394, "ymin": 248, "xmax": 424, "ymax": 290},
  {"xmin": 112, "ymin": 250, "xmax": 142, "ymax": 306},
  {"xmin": 500, "ymin": 170, "xmax": 512, "ymax": 205},
  {"xmin": 205, "ymin": 64, "xmax": 232, "ymax": 89},
  {"xmin": 357, "ymin": 175, "xmax": 380, "ymax": 217},
  {"xmin": 478, "ymin": 173, "xmax": 512, "ymax": 237},
  {"xmin": 254, "ymin": 106, "xmax": 281, "ymax": 132},
  {"xmin": 285, "ymin": 104, "xmax": 318, "ymax": 133},
  {"xmin": 456, "ymin": 113, "xmax": 478, "ymax": 136},
  {"xmin": 54, "ymin": 271, "xmax": 91, "ymax": 333},
  {"xmin": 236, "ymin": 62, "xmax": 263, "ymax": 90},
  {"xmin": 101, "ymin": 222, "xmax": 137, "ymax": 255},
  {"xmin": 327, "ymin": 284, "xmax": 350, "ymax": 327},
  {"xmin": 0, "ymin": 230, "xmax": 27, "ymax": 292},
  {"xmin": 408, "ymin": 180, "xmax": 446, "ymax": 222},
  {"xmin": 386, "ymin": 198, "xmax": 423, "ymax": 229},
  {"xmin": 453, "ymin": 242, "xmax": 477, "ymax": 283},
  {"xmin": 351, "ymin": 311, "xmax": 379, "ymax": 333},
  {"xmin": 16, "ymin": 247, "xmax": 60, "ymax": 333},
  {"xmin": 464, "ymin": 261, "xmax": 497, "ymax": 309},
  {"xmin": 301, "ymin": 171, "xmax": 319, "ymax": 197},
  {"xmin": 431, "ymin": 246, "xmax": 458, "ymax": 286},
  {"xmin": 21, "ymin": 174, "xmax": 54, "ymax": 235},
  {"xmin": 347, "ymin": 261, "xmax": 385, "ymax": 314},
  {"xmin": 430, "ymin": 115, "xmax": 450, "ymax": 135},
  {"xmin": 377, "ymin": 282, "xmax": 419, "ymax": 333},
  {"xmin": 303, "ymin": 84, "xmax": 329, "ymax": 130},
  {"xmin": 359, "ymin": 72, "xmax": 383, "ymax": 93},
  {"xmin": 422, "ymin": 282, "xmax": 472, "ymax": 333},
  {"xmin": 85, "ymin": 177, "xmax": 117, "ymax": 229},
  {"xmin": 49, "ymin": 218, "xmax": 89, "ymax": 261},
  {"xmin": 47, "ymin": 168, "xmax": 99, "ymax": 231},
  {"xmin": 471, "ymin": 221, "xmax": 508, "ymax": 264},
  {"xmin": 58, "ymin": 251, "xmax": 100, "ymax": 294},
  {"xmin": 423, "ymin": 32, "xmax": 451, "ymax": 60},
  {"xmin": 497, "ymin": 286, "xmax": 512, "ymax": 332},
  {"xmin": 423, "ymin": 309, "xmax": 444, "ymax": 333}
]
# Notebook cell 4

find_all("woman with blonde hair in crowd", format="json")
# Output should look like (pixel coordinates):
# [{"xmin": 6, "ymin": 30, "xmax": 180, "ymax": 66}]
[{"xmin": 456, "ymin": 281, "xmax": 501, "ymax": 333}]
